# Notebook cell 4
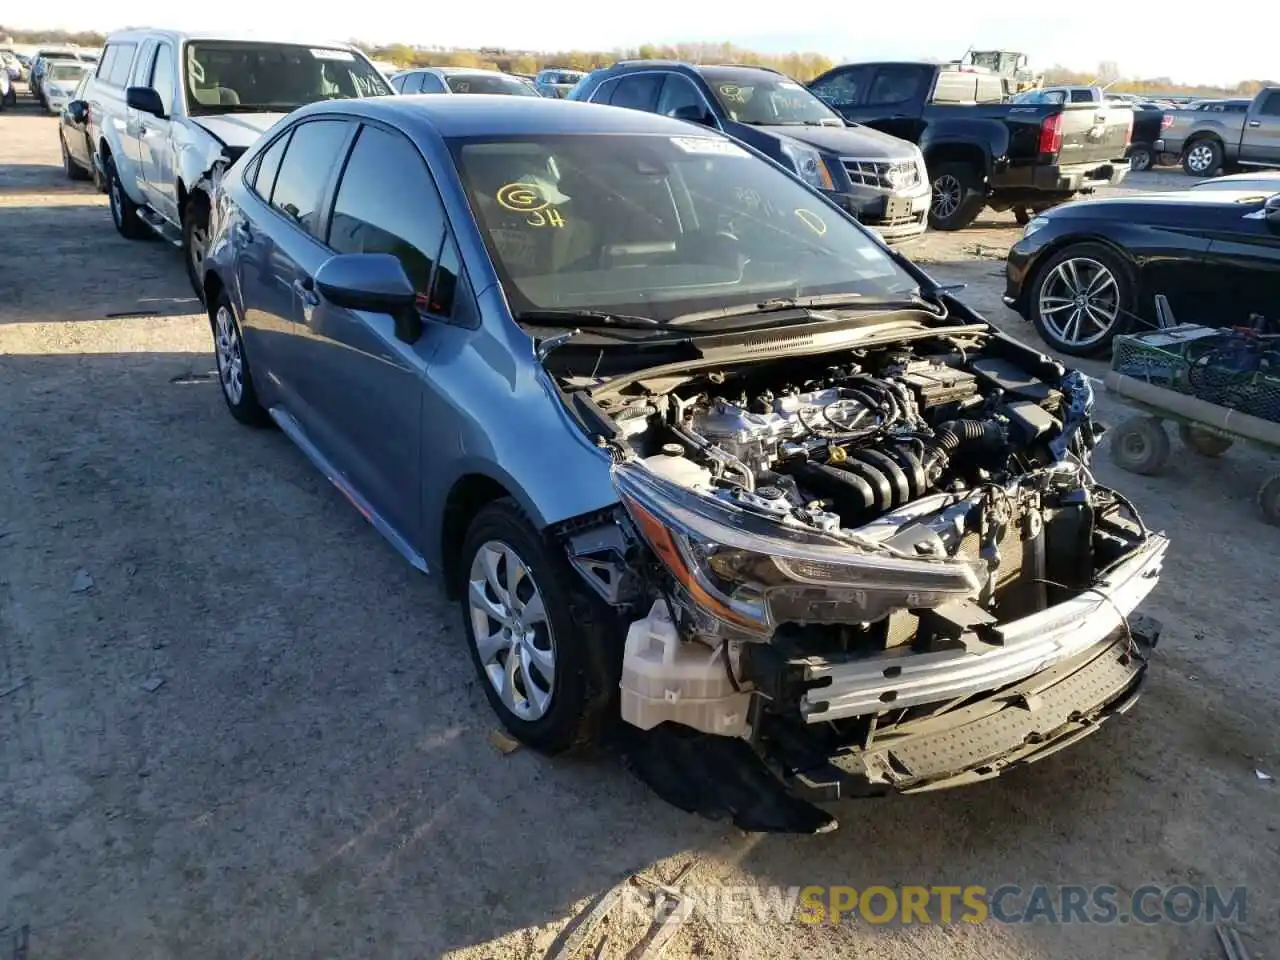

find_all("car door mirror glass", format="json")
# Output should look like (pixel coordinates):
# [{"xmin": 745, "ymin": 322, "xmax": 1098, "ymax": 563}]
[
  {"xmin": 1265, "ymin": 194, "xmax": 1280, "ymax": 226},
  {"xmin": 67, "ymin": 99, "xmax": 88, "ymax": 124},
  {"xmin": 315, "ymin": 253, "xmax": 423, "ymax": 342},
  {"xmin": 125, "ymin": 85, "xmax": 165, "ymax": 118}
]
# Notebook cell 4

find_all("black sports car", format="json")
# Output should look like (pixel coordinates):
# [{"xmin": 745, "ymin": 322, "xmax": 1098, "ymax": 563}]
[{"xmin": 1004, "ymin": 185, "xmax": 1280, "ymax": 356}]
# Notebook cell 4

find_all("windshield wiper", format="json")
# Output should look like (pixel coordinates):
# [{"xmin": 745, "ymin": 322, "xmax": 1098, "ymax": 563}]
[
  {"xmin": 670, "ymin": 292, "xmax": 945, "ymax": 326},
  {"xmin": 513, "ymin": 309, "xmax": 684, "ymax": 332}
]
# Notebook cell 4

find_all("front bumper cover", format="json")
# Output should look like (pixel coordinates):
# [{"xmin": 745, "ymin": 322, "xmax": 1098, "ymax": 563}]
[{"xmin": 802, "ymin": 533, "xmax": 1167, "ymax": 722}]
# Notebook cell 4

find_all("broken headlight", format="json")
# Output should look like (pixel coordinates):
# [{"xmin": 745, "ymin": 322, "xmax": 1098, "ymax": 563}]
[{"xmin": 613, "ymin": 462, "xmax": 983, "ymax": 639}]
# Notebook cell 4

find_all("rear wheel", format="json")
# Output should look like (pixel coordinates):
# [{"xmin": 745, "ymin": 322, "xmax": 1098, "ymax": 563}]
[
  {"xmin": 61, "ymin": 132, "xmax": 89, "ymax": 181},
  {"xmin": 928, "ymin": 162, "xmax": 985, "ymax": 231},
  {"xmin": 1128, "ymin": 146, "xmax": 1153, "ymax": 172},
  {"xmin": 1182, "ymin": 139, "xmax": 1223, "ymax": 177},
  {"xmin": 1178, "ymin": 423, "xmax": 1233, "ymax": 458},
  {"xmin": 211, "ymin": 292, "xmax": 270, "ymax": 427},
  {"xmin": 106, "ymin": 154, "xmax": 149, "ymax": 240}
]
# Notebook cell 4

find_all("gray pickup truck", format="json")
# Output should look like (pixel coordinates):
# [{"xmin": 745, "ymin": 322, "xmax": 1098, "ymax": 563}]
[{"xmin": 1156, "ymin": 87, "xmax": 1280, "ymax": 176}]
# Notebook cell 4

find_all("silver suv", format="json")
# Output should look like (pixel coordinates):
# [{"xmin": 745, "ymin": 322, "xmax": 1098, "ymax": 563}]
[{"xmin": 83, "ymin": 29, "xmax": 392, "ymax": 298}]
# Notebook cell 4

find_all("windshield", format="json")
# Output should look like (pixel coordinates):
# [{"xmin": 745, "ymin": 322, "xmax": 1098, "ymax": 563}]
[
  {"xmin": 703, "ymin": 72, "xmax": 840, "ymax": 126},
  {"xmin": 183, "ymin": 41, "xmax": 391, "ymax": 115},
  {"xmin": 48, "ymin": 62, "xmax": 88, "ymax": 83},
  {"xmin": 452, "ymin": 133, "xmax": 918, "ymax": 324},
  {"xmin": 446, "ymin": 73, "xmax": 540, "ymax": 96}
]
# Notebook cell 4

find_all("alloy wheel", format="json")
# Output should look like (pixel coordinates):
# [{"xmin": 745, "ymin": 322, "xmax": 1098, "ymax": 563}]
[
  {"xmin": 931, "ymin": 173, "xmax": 961, "ymax": 219},
  {"xmin": 1037, "ymin": 257, "xmax": 1120, "ymax": 349},
  {"xmin": 109, "ymin": 174, "xmax": 123, "ymax": 228},
  {"xmin": 213, "ymin": 305, "xmax": 244, "ymax": 405},
  {"xmin": 1186, "ymin": 143, "xmax": 1214, "ymax": 174},
  {"xmin": 467, "ymin": 539, "xmax": 556, "ymax": 722}
]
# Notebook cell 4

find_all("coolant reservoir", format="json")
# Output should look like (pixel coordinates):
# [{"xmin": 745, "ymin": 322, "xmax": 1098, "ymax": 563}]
[
  {"xmin": 642, "ymin": 444, "xmax": 713, "ymax": 491},
  {"xmin": 620, "ymin": 600, "xmax": 753, "ymax": 737}
]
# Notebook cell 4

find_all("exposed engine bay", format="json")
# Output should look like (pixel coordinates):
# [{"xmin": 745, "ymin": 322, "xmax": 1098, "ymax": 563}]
[{"xmin": 553, "ymin": 324, "xmax": 1167, "ymax": 832}]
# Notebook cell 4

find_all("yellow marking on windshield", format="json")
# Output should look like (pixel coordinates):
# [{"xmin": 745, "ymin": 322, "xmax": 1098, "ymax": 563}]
[
  {"xmin": 496, "ymin": 182, "xmax": 550, "ymax": 213},
  {"xmin": 794, "ymin": 208, "xmax": 827, "ymax": 235},
  {"xmin": 525, "ymin": 209, "xmax": 566, "ymax": 228}
]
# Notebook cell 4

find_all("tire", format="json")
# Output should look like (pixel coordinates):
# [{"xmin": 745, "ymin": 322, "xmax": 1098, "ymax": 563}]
[
  {"xmin": 1029, "ymin": 241, "xmax": 1135, "ymax": 357},
  {"xmin": 105, "ymin": 154, "xmax": 149, "ymax": 240},
  {"xmin": 183, "ymin": 193, "xmax": 211, "ymax": 303},
  {"xmin": 1110, "ymin": 417, "xmax": 1170, "ymax": 476},
  {"xmin": 928, "ymin": 161, "xmax": 986, "ymax": 231},
  {"xmin": 1177, "ymin": 423, "xmax": 1233, "ymax": 458},
  {"xmin": 1182, "ymin": 139, "xmax": 1223, "ymax": 177},
  {"xmin": 460, "ymin": 498, "xmax": 621, "ymax": 755},
  {"xmin": 1259, "ymin": 475, "xmax": 1280, "ymax": 527},
  {"xmin": 1012, "ymin": 206, "xmax": 1031, "ymax": 226},
  {"xmin": 210, "ymin": 292, "xmax": 270, "ymax": 427},
  {"xmin": 1128, "ymin": 147, "xmax": 1153, "ymax": 173},
  {"xmin": 60, "ymin": 132, "xmax": 90, "ymax": 181}
]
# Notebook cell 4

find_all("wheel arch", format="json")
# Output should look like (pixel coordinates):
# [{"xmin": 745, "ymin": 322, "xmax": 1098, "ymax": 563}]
[
  {"xmin": 923, "ymin": 141, "xmax": 991, "ymax": 179},
  {"xmin": 439, "ymin": 473, "xmax": 519, "ymax": 600},
  {"xmin": 1023, "ymin": 231, "xmax": 1139, "ymax": 306}
]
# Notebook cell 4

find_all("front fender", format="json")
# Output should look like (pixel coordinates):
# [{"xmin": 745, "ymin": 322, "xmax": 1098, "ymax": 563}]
[{"xmin": 176, "ymin": 124, "xmax": 227, "ymax": 208}]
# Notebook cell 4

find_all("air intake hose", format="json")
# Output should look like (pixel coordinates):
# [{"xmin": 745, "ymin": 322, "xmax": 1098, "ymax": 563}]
[{"xmin": 934, "ymin": 419, "xmax": 1004, "ymax": 453}]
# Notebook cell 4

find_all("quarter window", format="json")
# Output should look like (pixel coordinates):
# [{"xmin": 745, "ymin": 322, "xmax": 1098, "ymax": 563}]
[
  {"xmin": 327, "ymin": 124, "xmax": 451, "ymax": 313},
  {"xmin": 105, "ymin": 42, "xmax": 137, "ymax": 87},
  {"xmin": 270, "ymin": 119, "xmax": 350, "ymax": 238}
]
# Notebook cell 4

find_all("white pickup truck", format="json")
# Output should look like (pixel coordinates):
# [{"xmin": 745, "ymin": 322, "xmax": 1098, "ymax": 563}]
[{"xmin": 84, "ymin": 29, "xmax": 392, "ymax": 297}]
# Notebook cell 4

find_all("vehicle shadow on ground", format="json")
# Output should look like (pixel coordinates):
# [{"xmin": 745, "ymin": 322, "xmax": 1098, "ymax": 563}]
[
  {"xmin": 2, "ymin": 349, "xmax": 1275, "ymax": 960},
  {"xmin": 0, "ymin": 204, "xmax": 195, "ymax": 323}
]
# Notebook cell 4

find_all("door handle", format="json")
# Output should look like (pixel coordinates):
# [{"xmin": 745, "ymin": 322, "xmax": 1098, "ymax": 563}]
[
  {"xmin": 1247, "ymin": 120, "xmax": 1261, "ymax": 127},
  {"xmin": 292, "ymin": 277, "xmax": 319, "ymax": 307}
]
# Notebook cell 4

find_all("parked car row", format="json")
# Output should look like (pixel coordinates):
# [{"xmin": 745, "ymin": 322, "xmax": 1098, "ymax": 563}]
[{"xmin": 47, "ymin": 26, "xmax": 1174, "ymax": 830}]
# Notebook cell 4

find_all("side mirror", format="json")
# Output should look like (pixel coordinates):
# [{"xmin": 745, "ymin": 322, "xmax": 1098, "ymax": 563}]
[
  {"xmin": 125, "ymin": 85, "xmax": 166, "ymax": 118},
  {"xmin": 671, "ymin": 103, "xmax": 715, "ymax": 126},
  {"xmin": 1266, "ymin": 195, "xmax": 1280, "ymax": 227},
  {"xmin": 315, "ymin": 253, "xmax": 423, "ymax": 343},
  {"xmin": 67, "ymin": 99, "xmax": 88, "ymax": 125}
]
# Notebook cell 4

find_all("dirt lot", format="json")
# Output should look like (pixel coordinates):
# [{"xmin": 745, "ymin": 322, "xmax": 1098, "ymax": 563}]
[{"xmin": 2, "ymin": 95, "xmax": 1278, "ymax": 960}]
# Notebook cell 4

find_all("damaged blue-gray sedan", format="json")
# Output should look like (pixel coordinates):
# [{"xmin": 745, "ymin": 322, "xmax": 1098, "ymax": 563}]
[{"xmin": 201, "ymin": 95, "xmax": 1167, "ymax": 833}]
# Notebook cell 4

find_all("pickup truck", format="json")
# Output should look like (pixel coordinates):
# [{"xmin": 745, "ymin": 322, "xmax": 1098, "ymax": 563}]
[
  {"xmin": 1155, "ymin": 87, "xmax": 1280, "ymax": 177},
  {"xmin": 808, "ymin": 61, "xmax": 1134, "ymax": 229},
  {"xmin": 85, "ymin": 28, "xmax": 392, "ymax": 299}
]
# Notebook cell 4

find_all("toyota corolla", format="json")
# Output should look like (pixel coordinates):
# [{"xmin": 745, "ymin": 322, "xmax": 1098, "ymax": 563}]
[{"xmin": 201, "ymin": 95, "xmax": 1167, "ymax": 832}]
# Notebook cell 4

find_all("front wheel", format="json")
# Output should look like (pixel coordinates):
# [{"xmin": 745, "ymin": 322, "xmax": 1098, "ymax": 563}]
[
  {"xmin": 1029, "ymin": 242, "xmax": 1135, "ymax": 357},
  {"xmin": 460, "ymin": 499, "xmax": 619, "ymax": 754},
  {"xmin": 928, "ymin": 162, "xmax": 986, "ymax": 231},
  {"xmin": 183, "ymin": 194, "xmax": 211, "ymax": 302}
]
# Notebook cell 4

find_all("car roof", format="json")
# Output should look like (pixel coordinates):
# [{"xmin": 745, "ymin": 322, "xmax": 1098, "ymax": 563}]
[
  {"xmin": 102, "ymin": 27, "xmax": 361, "ymax": 50},
  {"xmin": 291, "ymin": 94, "xmax": 730, "ymax": 138}
]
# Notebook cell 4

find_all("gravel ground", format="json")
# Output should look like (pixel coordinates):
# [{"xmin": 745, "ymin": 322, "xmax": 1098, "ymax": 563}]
[{"xmin": 2, "ymin": 94, "xmax": 1278, "ymax": 960}]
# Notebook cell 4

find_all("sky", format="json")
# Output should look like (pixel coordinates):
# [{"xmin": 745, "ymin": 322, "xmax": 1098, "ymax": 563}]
[{"xmin": 9, "ymin": 0, "xmax": 1276, "ymax": 87}]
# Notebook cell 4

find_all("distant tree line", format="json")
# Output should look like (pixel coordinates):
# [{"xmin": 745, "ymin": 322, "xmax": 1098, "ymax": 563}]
[
  {"xmin": 3, "ymin": 27, "xmax": 1274, "ymax": 93},
  {"xmin": 1042, "ymin": 62, "xmax": 1274, "ymax": 98}
]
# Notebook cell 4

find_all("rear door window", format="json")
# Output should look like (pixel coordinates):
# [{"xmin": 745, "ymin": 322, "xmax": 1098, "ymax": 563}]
[
  {"xmin": 609, "ymin": 74, "xmax": 661, "ymax": 112},
  {"xmin": 269, "ymin": 119, "xmax": 351, "ymax": 238},
  {"xmin": 809, "ymin": 66, "xmax": 872, "ymax": 108},
  {"xmin": 865, "ymin": 66, "xmax": 925, "ymax": 106}
]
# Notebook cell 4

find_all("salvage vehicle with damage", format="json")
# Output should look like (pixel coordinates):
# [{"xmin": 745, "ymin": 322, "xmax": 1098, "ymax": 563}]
[
  {"xmin": 202, "ymin": 96, "xmax": 1167, "ymax": 833},
  {"xmin": 84, "ymin": 28, "xmax": 392, "ymax": 300}
]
